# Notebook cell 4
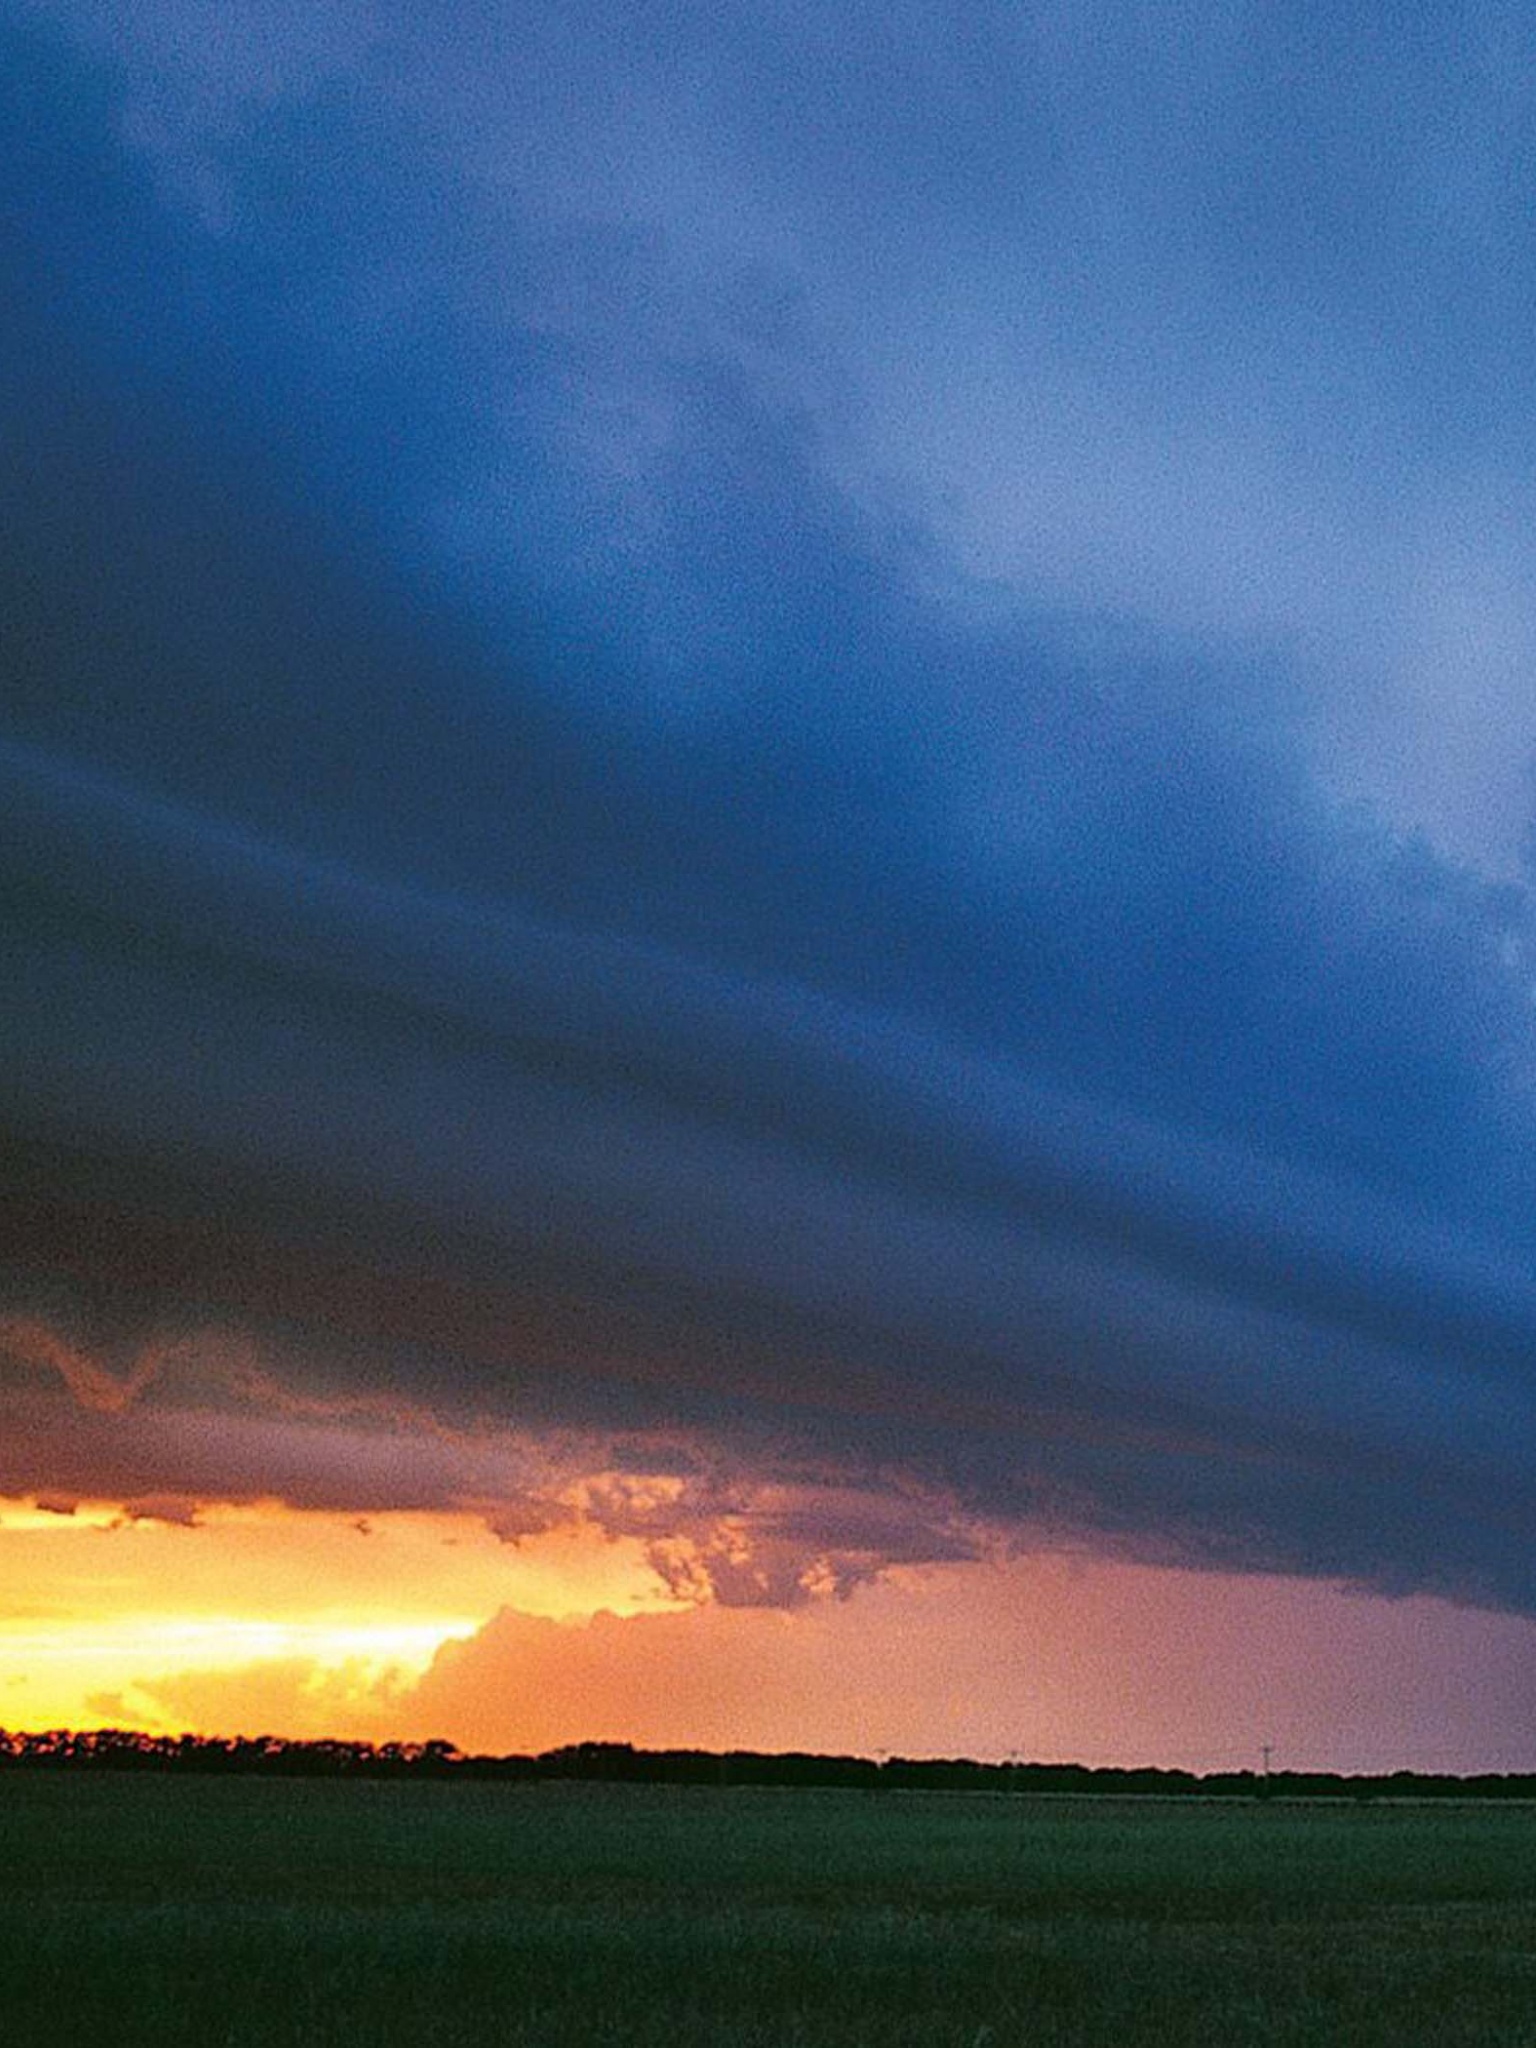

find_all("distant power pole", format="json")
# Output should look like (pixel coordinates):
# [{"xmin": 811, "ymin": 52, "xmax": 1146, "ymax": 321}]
[{"xmin": 1261, "ymin": 1743, "xmax": 1274, "ymax": 1780}]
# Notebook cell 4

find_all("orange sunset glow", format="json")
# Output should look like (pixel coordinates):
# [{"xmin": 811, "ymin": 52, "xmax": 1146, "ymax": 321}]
[
  {"xmin": 0, "ymin": 1491, "xmax": 678, "ymax": 1735},
  {"xmin": 9, "ymin": 1478, "xmax": 1536, "ymax": 1775}
]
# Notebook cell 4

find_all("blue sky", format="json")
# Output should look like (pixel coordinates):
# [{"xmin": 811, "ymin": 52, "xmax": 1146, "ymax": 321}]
[{"xmin": 7, "ymin": 1, "xmax": 1536, "ymax": 1639}]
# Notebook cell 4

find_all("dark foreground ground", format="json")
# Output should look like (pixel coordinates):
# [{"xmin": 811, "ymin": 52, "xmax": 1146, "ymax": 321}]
[{"xmin": 6, "ymin": 1774, "xmax": 1536, "ymax": 2046}]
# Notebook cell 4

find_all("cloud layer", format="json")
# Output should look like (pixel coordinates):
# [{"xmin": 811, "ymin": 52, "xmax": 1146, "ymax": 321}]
[{"xmin": 6, "ymin": 4, "xmax": 1536, "ymax": 1621}]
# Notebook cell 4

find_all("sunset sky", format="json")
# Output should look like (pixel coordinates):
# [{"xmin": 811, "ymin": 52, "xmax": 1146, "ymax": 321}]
[{"xmin": 8, "ymin": 1, "xmax": 1536, "ymax": 1773}]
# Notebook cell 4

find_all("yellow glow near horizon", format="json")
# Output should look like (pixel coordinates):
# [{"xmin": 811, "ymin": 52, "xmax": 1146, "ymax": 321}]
[
  {"xmin": 0, "ymin": 1617, "xmax": 474, "ymax": 1734},
  {"xmin": 0, "ymin": 1492, "xmax": 684, "ymax": 1734},
  {"xmin": 1, "ymin": 1617, "xmax": 474, "ymax": 1665},
  {"xmin": 10, "ymin": 1480, "xmax": 1536, "ymax": 1770}
]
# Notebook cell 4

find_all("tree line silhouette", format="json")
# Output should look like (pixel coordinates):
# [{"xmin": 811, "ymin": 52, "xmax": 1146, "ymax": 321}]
[{"xmin": 4, "ymin": 1729, "xmax": 1535, "ymax": 1798}]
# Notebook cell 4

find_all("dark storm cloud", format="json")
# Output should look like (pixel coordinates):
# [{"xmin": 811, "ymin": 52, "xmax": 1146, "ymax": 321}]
[{"xmin": 7, "ymin": 7, "xmax": 1536, "ymax": 1611}]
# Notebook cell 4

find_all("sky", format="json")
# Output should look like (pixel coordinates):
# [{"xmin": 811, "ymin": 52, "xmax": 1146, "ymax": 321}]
[{"xmin": 6, "ymin": 0, "xmax": 1536, "ymax": 1772}]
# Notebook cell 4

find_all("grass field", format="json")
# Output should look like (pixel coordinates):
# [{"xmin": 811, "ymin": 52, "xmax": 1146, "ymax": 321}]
[{"xmin": 6, "ymin": 1775, "xmax": 1536, "ymax": 2045}]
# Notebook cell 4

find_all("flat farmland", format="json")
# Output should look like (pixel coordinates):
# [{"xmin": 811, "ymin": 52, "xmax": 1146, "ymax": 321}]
[{"xmin": 6, "ymin": 1774, "xmax": 1536, "ymax": 2045}]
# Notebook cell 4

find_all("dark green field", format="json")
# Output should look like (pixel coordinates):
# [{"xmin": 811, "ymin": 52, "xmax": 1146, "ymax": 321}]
[{"xmin": 7, "ymin": 1774, "xmax": 1536, "ymax": 2045}]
